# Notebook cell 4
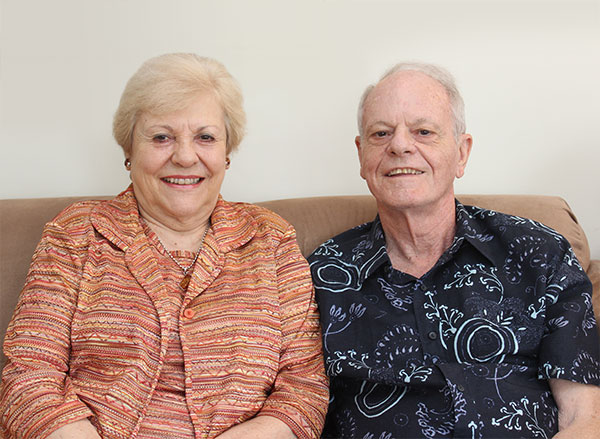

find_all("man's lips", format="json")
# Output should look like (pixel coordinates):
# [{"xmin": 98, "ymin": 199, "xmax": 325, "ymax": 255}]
[
  {"xmin": 161, "ymin": 176, "xmax": 204, "ymax": 185},
  {"xmin": 386, "ymin": 168, "xmax": 424, "ymax": 176}
]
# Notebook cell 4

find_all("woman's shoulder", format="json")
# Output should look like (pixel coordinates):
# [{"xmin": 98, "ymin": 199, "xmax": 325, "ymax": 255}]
[
  {"xmin": 48, "ymin": 200, "xmax": 105, "ymax": 229},
  {"xmin": 48, "ymin": 188, "xmax": 136, "ymax": 231},
  {"xmin": 33, "ymin": 199, "xmax": 108, "ymax": 251},
  {"xmin": 220, "ymin": 199, "xmax": 292, "ymax": 234}
]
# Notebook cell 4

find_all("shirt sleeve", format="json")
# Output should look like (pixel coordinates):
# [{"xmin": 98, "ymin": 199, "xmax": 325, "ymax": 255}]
[
  {"xmin": 0, "ymin": 222, "xmax": 94, "ymax": 439},
  {"xmin": 538, "ymin": 244, "xmax": 600, "ymax": 385},
  {"xmin": 257, "ymin": 224, "xmax": 329, "ymax": 439}
]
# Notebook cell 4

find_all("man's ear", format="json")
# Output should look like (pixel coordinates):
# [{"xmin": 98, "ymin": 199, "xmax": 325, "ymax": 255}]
[
  {"xmin": 355, "ymin": 135, "xmax": 366, "ymax": 180},
  {"xmin": 456, "ymin": 133, "xmax": 473, "ymax": 179}
]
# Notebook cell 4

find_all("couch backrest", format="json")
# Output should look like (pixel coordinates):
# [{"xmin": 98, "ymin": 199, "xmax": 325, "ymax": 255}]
[
  {"xmin": 259, "ymin": 194, "xmax": 590, "ymax": 268},
  {"xmin": 0, "ymin": 193, "xmax": 591, "ymax": 367}
]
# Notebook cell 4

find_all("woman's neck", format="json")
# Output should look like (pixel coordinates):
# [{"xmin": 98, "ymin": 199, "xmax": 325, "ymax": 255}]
[{"xmin": 139, "ymin": 211, "xmax": 211, "ymax": 252}]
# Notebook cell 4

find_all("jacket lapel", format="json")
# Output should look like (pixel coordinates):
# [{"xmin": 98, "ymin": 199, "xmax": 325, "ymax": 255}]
[
  {"xmin": 183, "ymin": 196, "xmax": 257, "ymax": 305},
  {"xmin": 90, "ymin": 189, "xmax": 259, "ymax": 320},
  {"xmin": 90, "ymin": 187, "xmax": 172, "ymax": 331}
]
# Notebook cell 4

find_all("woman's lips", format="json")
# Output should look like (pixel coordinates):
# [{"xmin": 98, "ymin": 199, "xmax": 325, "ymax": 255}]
[{"xmin": 162, "ymin": 177, "xmax": 204, "ymax": 185}]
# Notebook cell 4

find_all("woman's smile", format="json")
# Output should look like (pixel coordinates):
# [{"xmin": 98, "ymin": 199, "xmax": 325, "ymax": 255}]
[{"xmin": 162, "ymin": 176, "xmax": 204, "ymax": 186}]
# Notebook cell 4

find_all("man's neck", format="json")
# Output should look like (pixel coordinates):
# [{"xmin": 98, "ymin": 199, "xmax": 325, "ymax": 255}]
[{"xmin": 378, "ymin": 196, "xmax": 457, "ymax": 278}]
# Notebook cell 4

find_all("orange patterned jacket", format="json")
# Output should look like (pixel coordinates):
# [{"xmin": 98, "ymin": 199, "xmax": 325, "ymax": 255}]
[{"xmin": 0, "ymin": 187, "xmax": 328, "ymax": 438}]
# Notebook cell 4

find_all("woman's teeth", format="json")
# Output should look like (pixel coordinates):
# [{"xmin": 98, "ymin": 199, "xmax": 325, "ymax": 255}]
[{"xmin": 163, "ymin": 177, "xmax": 202, "ymax": 185}]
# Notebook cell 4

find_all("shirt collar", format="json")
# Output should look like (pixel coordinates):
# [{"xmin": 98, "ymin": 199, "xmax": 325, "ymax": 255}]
[
  {"xmin": 453, "ymin": 200, "xmax": 501, "ymax": 267},
  {"xmin": 350, "ymin": 215, "xmax": 391, "ymax": 281},
  {"xmin": 356, "ymin": 200, "xmax": 501, "ymax": 280}
]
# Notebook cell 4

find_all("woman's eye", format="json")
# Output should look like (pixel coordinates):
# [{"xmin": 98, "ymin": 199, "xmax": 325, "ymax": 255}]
[
  {"xmin": 198, "ymin": 134, "xmax": 215, "ymax": 142},
  {"xmin": 152, "ymin": 134, "xmax": 170, "ymax": 143}
]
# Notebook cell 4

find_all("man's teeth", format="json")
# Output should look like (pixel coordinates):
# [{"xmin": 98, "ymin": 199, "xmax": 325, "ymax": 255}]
[
  {"xmin": 163, "ymin": 177, "xmax": 202, "ymax": 185},
  {"xmin": 387, "ymin": 168, "xmax": 423, "ymax": 176}
]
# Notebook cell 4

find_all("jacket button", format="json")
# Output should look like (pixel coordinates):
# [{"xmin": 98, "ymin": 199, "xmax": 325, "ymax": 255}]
[
  {"xmin": 427, "ymin": 331, "xmax": 438, "ymax": 340},
  {"xmin": 420, "ymin": 284, "xmax": 428, "ymax": 292},
  {"xmin": 183, "ymin": 308, "xmax": 195, "ymax": 319}
]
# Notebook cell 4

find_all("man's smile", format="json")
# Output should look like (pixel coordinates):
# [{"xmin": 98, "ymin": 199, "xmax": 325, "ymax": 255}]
[{"xmin": 386, "ymin": 167, "xmax": 424, "ymax": 176}]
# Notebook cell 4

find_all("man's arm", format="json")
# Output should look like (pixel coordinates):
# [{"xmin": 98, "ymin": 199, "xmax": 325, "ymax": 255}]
[{"xmin": 549, "ymin": 378, "xmax": 600, "ymax": 438}]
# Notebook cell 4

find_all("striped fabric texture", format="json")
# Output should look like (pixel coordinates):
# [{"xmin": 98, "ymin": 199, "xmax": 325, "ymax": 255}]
[{"xmin": 0, "ymin": 187, "xmax": 328, "ymax": 438}]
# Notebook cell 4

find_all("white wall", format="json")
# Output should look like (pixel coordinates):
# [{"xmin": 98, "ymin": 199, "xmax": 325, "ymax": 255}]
[{"xmin": 1, "ymin": 0, "xmax": 599, "ymax": 258}]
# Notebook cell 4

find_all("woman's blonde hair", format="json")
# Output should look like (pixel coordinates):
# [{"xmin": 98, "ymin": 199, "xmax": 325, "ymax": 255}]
[{"xmin": 113, "ymin": 53, "xmax": 246, "ymax": 155}]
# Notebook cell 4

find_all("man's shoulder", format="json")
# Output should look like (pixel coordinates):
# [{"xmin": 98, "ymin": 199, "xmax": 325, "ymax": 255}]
[
  {"xmin": 308, "ymin": 220, "xmax": 376, "ymax": 264},
  {"xmin": 462, "ymin": 204, "xmax": 568, "ymax": 242},
  {"xmin": 308, "ymin": 219, "xmax": 388, "ymax": 293},
  {"xmin": 459, "ymin": 203, "xmax": 573, "ymax": 260}
]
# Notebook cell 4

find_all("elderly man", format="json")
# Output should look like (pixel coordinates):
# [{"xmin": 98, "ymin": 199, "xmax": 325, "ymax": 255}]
[{"xmin": 308, "ymin": 63, "xmax": 600, "ymax": 438}]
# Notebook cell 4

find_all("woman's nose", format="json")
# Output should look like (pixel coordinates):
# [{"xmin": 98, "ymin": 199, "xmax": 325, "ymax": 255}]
[{"xmin": 171, "ymin": 137, "xmax": 199, "ymax": 167}]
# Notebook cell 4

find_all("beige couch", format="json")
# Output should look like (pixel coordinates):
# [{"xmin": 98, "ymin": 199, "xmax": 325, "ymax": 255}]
[{"xmin": 1, "ymin": 194, "xmax": 599, "ymax": 367}]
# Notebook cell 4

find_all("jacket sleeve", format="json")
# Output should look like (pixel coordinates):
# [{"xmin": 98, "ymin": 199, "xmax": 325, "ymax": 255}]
[
  {"xmin": 0, "ymin": 222, "xmax": 94, "ymax": 439},
  {"xmin": 257, "ymin": 224, "xmax": 329, "ymax": 439}
]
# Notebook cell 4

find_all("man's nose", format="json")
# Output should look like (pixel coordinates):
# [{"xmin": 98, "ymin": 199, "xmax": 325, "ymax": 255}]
[
  {"xmin": 172, "ymin": 137, "xmax": 199, "ymax": 167},
  {"xmin": 388, "ymin": 128, "xmax": 415, "ymax": 155}
]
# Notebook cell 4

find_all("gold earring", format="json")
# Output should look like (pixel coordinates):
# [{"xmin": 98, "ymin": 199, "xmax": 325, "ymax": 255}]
[
  {"xmin": 124, "ymin": 158, "xmax": 131, "ymax": 170},
  {"xmin": 225, "ymin": 157, "xmax": 231, "ymax": 169}
]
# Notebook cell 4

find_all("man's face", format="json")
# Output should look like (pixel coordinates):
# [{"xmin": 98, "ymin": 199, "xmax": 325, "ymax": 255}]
[{"xmin": 356, "ymin": 71, "xmax": 472, "ymax": 215}]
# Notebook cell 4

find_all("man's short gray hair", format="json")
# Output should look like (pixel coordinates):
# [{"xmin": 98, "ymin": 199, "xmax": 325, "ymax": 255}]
[{"xmin": 357, "ymin": 62, "xmax": 466, "ymax": 140}]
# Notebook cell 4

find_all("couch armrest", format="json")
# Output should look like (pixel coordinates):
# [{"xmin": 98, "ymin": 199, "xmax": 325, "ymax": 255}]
[{"xmin": 588, "ymin": 259, "xmax": 600, "ymax": 331}]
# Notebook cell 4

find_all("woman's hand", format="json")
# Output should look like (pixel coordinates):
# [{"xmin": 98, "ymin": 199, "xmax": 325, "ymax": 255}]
[
  {"xmin": 47, "ymin": 419, "xmax": 101, "ymax": 439},
  {"xmin": 215, "ymin": 415, "xmax": 295, "ymax": 439}
]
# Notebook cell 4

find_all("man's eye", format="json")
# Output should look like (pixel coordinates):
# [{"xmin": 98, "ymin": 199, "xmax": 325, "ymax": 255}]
[
  {"xmin": 375, "ymin": 131, "xmax": 388, "ymax": 138},
  {"xmin": 418, "ymin": 129, "xmax": 431, "ymax": 136}
]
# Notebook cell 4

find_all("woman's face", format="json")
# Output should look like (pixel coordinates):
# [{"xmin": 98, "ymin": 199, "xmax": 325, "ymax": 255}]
[{"xmin": 128, "ymin": 91, "xmax": 228, "ymax": 228}]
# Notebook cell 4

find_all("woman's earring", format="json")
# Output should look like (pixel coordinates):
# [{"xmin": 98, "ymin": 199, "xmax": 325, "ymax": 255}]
[
  {"xmin": 124, "ymin": 158, "xmax": 131, "ymax": 170},
  {"xmin": 225, "ymin": 157, "xmax": 231, "ymax": 169}
]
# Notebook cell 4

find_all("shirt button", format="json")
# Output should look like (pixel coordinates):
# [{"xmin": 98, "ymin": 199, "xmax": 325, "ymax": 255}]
[
  {"xmin": 183, "ymin": 308, "xmax": 195, "ymax": 319},
  {"xmin": 427, "ymin": 331, "xmax": 438, "ymax": 340},
  {"xmin": 420, "ymin": 284, "xmax": 428, "ymax": 292}
]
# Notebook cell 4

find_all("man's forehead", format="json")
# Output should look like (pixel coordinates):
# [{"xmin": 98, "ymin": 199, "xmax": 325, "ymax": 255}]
[
  {"xmin": 372, "ymin": 71, "xmax": 449, "ymax": 102},
  {"xmin": 363, "ymin": 71, "xmax": 452, "ymax": 121}
]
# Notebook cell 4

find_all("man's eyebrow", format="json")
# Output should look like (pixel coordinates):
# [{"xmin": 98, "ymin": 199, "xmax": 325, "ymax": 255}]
[
  {"xmin": 412, "ymin": 118, "xmax": 443, "ymax": 132},
  {"xmin": 365, "ymin": 120, "xmax": 393, "ymax": 130}
]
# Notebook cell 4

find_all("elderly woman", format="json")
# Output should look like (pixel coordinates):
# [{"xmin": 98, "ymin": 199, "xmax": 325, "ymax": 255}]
[{"xmin": 0, "ymin": 53, "xmax": 328, "ymax": 439}]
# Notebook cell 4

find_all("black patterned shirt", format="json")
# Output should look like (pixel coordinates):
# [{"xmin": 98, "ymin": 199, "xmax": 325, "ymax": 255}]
[{"xmin": 308, "ymin": 202, "xmax": 600, "ymax": 439}]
